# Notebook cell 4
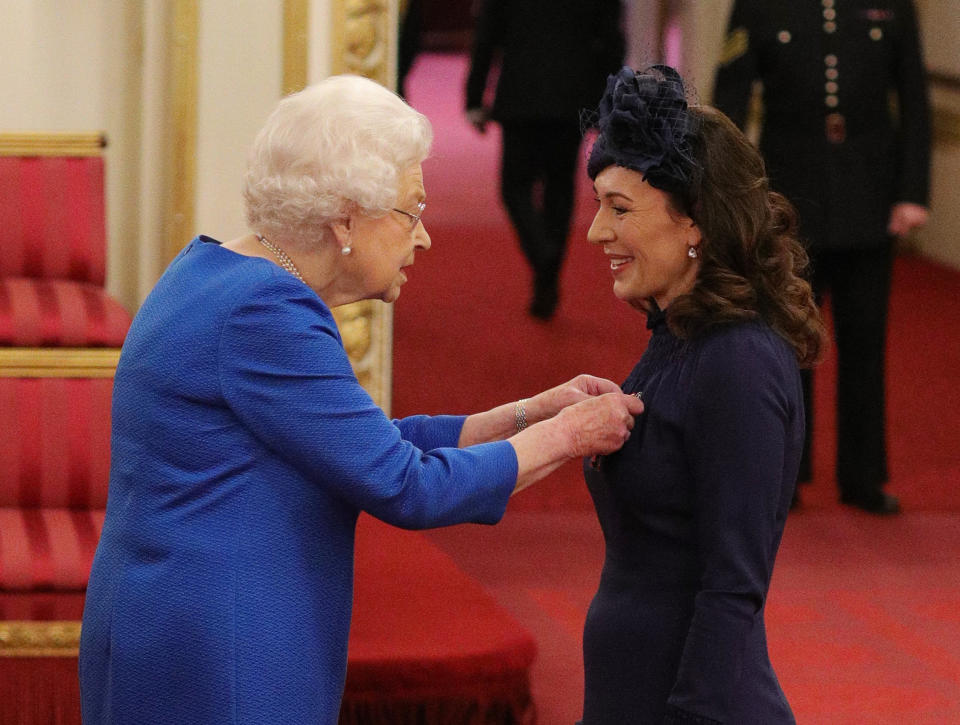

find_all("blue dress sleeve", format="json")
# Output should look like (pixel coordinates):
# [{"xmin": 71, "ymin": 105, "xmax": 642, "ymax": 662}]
[
  {"xmin": 667, "ymin": 328, "xmax": 796, "ymax": 718},
  {"xmin": 393, "ymin": 414, "xmax": 467, "ymax": 451},
  {"xmin": 217, "ymin": 277, "xmax": 517, "ymax": 529}
]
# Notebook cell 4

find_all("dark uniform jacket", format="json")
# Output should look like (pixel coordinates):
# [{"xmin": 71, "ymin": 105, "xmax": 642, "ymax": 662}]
[
  {"xmin": 465, "ymin": 0, "xmax": 624, "ymax": 122},
  {"xmin": 713, "ymin": 0, "xmax": 930, "ymax": 250}
]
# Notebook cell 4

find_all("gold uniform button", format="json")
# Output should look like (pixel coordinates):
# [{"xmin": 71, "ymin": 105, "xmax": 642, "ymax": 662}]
[
  {"xmin": 778, "ymin": 30, "xmax": 792, "ymax": 43},
  {"xmin": 822, "ymin": 0, "xmax": 835, "ymax": 7},
  {"xmin": 870, "ymin": 27, "xmax": 884, "ymax": 41},
  {"xmin": 826, "ymin": 81, "xmax": 839, "ymax": 93},
  {"xmin": 823, "ymin": 8, "xmax": 836, "ymax": 20},
  {"xmin": 825, "ymin": 54, "xmax": 838, "ymax": 67},
  {"xmin": 826, "ymin": 68, "xmax": 839, "ymax": 80},
  {"xmin": 825, "ymin": 95, "xmax": 839, "ymax": 108},
  {"xmin": 824, "ymin": 21, "xmax": 837, "ymax": 33}
]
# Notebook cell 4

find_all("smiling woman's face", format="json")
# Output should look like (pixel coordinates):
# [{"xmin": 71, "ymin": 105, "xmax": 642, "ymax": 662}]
[{"xmin": 587, "ymin": 165, "xmax": 701, "ymax": 312}]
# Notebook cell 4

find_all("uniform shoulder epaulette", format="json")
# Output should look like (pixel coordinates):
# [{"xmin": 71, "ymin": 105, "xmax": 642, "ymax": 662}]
[{"xmin": 720, "ymin": 27, "xmax": 749, "ymax": 67}]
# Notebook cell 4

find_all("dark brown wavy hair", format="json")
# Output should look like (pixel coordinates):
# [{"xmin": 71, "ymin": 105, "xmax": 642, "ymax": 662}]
[{"xmin": 665, "ymin": 106, "xmax": 827, "ymax": 367}]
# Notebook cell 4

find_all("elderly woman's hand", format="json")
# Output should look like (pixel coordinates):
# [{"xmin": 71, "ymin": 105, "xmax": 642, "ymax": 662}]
[
  {"xmin": 525, "ymin": 374, "xmax": 624, "ymax": 423},
  {"xmin": 509, "ymin": 392, "xmax": 643, "ymax": 494},
  {"xmin": 555, "ymin": 392, "xmax": 644, "ymax": 458}
]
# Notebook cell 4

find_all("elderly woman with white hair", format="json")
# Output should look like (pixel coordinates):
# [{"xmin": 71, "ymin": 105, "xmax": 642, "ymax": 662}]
[{"xmin": 78, "ymin": 75, "xmax": 642, "ymax": 724}]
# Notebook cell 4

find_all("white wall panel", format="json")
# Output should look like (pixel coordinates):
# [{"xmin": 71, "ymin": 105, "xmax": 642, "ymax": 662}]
[
  {"xmin": 0, "ymin": 1, "xmax": 108, "ymax": 130},
  {"xmin": 195, "ymin": 0, "xmax": 284, "ymax": 243}
]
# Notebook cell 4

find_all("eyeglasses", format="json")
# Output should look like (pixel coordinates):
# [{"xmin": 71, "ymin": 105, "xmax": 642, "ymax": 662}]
[{"xmin": 391, "ymin": 201, "xmax": 426, "ymax": 230}]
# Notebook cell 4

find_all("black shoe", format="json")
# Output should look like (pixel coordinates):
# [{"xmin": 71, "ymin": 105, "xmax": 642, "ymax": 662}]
[{"xmin": 839, "ymin": 491, "xmax": 901, "ymax": 515}]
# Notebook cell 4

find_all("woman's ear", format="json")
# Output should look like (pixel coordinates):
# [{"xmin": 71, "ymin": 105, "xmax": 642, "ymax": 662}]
[
  {"xmin": 687, "ymin": 220, "xmax": 702, "ymax": 250},
  {"xmin": 330, "ymin": 216, "xmax": 353, "ymax": 249}
]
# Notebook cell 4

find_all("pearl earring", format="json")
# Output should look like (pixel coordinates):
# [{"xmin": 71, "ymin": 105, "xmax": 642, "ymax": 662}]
[
  {"xmin": 341, "ymin": 245, "xmax": 352, "ymax": 256},
  {"xmin": 687, "ymin": 246, "xmax": 698, "ymax": 259}
]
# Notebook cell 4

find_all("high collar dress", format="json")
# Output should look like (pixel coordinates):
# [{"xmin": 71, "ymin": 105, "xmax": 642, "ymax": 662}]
[{"xmin": 581, "ymin": 308, "xmax": 803, "ymax": 724}]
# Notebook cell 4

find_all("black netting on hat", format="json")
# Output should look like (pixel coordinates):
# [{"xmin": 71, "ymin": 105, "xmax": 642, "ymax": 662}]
[{"xmin": 586, "ymin": 65, "xmax": 699, "ymax": 197}]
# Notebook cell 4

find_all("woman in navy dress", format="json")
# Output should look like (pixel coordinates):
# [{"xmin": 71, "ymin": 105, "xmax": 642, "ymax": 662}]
[
  {"xmin": 78, "ymin": 74, "xmax": 644, "ymax": 725},
  {"xmin": 579, "ymin": 66, "xmax": 827, "ymax": 723}
]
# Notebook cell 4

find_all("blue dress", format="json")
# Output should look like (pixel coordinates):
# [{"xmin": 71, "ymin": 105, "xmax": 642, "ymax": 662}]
[
  {"xmin": 581, "ymin": 310, "xmax": 802, "ymax": 724},
  {"xmin": 79, "ymin": 237, "xmax": 518, "ymax": 724}
]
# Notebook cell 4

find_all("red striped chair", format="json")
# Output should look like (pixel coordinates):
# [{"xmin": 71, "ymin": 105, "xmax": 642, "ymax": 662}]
[
  {"xmin": 0, "ymin": 133, "xmax": 131, "ymax": 347},
  {"xmin": 0, "ymin": 376, "xmax": 112, "ymax": 592},
  {"xmin": 0, "ymin": 133, "xmax": 130, "ymax": 723}
]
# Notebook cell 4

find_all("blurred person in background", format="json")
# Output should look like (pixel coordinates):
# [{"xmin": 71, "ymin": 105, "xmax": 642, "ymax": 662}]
[
  {"xmin": 466, "ymin": 0, "xmax": 625, "ymax": 320},
  {"xmin": 713, "ymin": 0, "xmax": 931, "ymax": 514}
]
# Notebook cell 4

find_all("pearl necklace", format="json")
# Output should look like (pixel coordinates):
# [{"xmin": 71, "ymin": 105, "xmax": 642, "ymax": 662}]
[{"xmin": 256, "ymin": 235, "xmax": 304, "ymax": 282}]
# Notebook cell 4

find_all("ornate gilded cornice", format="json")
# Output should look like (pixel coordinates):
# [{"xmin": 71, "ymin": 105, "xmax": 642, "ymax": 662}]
[
  {"xmin": 0, "ymin": 621, "xmax": 80, "ymax": 657},
  {"xmin": 283, "ymin": 0, "xmax": 310, "ymax": 95},
  {"xmin": 326, "ymin": 0, "xmax": 396, "ymax": 412},
  {"xmin": 0, "ymin": 348, "xmax": 121, "ymax": 378},
  {"xmin": 331, "ymin": 0, "xmax": 390, "ymax": 79},
  {"xmin": 168, "ymin": 0, "xmax": 199, "ymax": 262},
  {"xmin": 0, "ymin": 132, "xmax": 106, "ymax": 157},
  {"xmin": 934, "ymin": 107, "xmax": 960, "ymax": 147}
]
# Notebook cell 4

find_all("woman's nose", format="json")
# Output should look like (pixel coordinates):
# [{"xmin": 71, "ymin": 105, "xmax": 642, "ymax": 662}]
[
  {"xmin": 415, "ymin": 222, "xmax": 431, "ymax": 251},
  {"xmin": 586, "ymin": 212, "xmax": 609, "ymax": 245}
]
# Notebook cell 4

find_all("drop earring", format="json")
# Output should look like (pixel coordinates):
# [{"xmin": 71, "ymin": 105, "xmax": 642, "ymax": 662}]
[
  {"xmin": 687, "ymin": 246, "xmax": 698, "ymax": 259},
  {"xmin": 341, "ymin": 245, "xmax": 352, "ymax": 256}
]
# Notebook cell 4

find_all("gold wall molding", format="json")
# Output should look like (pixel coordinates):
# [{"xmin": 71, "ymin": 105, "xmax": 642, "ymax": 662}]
[
  {"xmin": 934, "ymin": 106, "xmax": 960, "ymax": 147},
  {"xmin": 325, "ymin": 0, "xmax": 396, "ymax": 412},
  {"xmin": 929, "ymin": 69, "xmax": 960, "ymax": 91},
  {"xmin": 0, "ymin": 348, "xmax": 121, "ymax": 378},
  {"xmin": 283, "ymin": 0, "xmax": 310, "ymax": 95},
  {"xmin": 0, "ymin": 132, "xmax": 106, "ymax": 157},
  {"xmin": 333, "ymin": 299, "xmax": 392, "ymax": 405},
  {"xmin": 0, "ymin": 621, "xmax": 80, "ymax": 657},
  {"xmin": 168, "ymin": 0, "xmax": 199, "ymax": 262},
  {"xmin": 331, "ymin": 0, "xmax": 389, "ymax": 79}
]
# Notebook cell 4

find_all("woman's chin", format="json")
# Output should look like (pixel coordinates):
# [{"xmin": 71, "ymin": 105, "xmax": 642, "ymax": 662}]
[
  {"xmin": 612, "ymin": 282, "xmax": 638, "ymax": 305},
  {"xmin": 380, "ymin": 286, "xmax": 402, "ymax": 304}
]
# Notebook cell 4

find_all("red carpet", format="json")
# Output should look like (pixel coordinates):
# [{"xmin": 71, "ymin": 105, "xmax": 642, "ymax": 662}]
[
  {"xmin": 427, "ymin": 510, "xmax": 960, "ymax": 724},
  {"xmin": 394, "ymin": 53, "xmax": 960, "ymax": 723}
]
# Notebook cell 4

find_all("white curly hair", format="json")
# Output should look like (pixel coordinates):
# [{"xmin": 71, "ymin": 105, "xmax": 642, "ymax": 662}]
[{"xmin": 243, "ymin": 74, "xmax": 433, "ymax": 250}]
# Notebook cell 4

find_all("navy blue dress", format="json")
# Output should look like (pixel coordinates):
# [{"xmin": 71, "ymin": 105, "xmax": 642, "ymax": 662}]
[{"xmin": 581, "ymin": 310, "xmax": 802, "ymax": 724}]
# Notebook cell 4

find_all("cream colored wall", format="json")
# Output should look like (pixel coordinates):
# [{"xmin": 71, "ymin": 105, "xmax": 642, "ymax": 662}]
[
  {"xmin": 671, "ymin": 0, "xmax": 731, "ymax": 101},
  {"xmin": 195, "ymin": 0, "xmax": 284, "ymax": 245},
  {"xmin": 309, "ymin": 0, "xmax": 336, "ymax": 83},
  {"xmin": 0, "ymin": 1, "xmax": 111, "ymax": 130},
  {"xmin": 920, "ymin": 0, "xmax": 959, "ymax": 76},
  {"xmin": 919, "ymin": 88, "xmax": 960, "ymax": 269},
  {"xmin": 914, "ymin": 0, "xmax": 960, "ymax": 269}
]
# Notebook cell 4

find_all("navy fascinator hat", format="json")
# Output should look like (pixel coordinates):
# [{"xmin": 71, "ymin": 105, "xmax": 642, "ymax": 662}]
[{"xmin": 587, "ymin": 65, "xmax": 698, "ymax": 198}]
